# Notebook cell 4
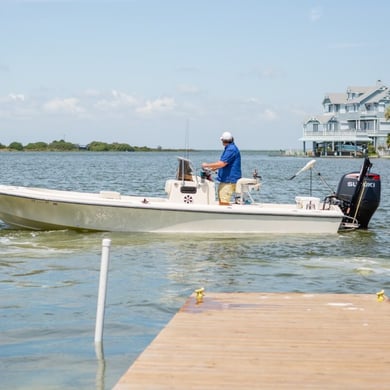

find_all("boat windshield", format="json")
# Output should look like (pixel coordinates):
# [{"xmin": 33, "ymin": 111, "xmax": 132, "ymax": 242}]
[{"xmin": 176, "ymin": 157, "xmax": 194, "ymax": 181}]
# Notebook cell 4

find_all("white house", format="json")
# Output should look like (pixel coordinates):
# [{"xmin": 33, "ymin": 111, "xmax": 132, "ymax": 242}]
[{"xmin": 301, "ymin": 80, "xmax": 390, "ymax": 156}]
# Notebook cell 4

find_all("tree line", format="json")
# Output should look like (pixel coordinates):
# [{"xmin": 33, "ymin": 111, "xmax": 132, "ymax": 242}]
[{"xmin": 0, "ymin": 139, "xmax": 166, "ymax": 152}]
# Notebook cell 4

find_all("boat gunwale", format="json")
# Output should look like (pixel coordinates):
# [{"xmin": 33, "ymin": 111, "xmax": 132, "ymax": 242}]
[{"xmin": 0, "ymin": 187, "xmax": 343, "ymax": 220}]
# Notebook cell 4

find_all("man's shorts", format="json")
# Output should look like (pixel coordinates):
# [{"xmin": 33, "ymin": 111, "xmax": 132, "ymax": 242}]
[{"xmin": 218, "ymin": 183, "xmax": 236, "ymax": 204}]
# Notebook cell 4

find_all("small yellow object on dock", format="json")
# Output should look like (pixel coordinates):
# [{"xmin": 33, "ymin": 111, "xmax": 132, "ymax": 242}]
[
  {"xmin": 195, "ymin": 287, "xmax": 205, "ymax": 303},
  {"xmin": 376, "ymin": 289, "xmax": 386, "ymax": 302}
]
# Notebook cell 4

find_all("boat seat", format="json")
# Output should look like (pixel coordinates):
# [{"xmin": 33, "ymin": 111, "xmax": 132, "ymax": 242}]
[{"xmin": 235, "ymin": 178, "xmax": 261, "ymax": 194}]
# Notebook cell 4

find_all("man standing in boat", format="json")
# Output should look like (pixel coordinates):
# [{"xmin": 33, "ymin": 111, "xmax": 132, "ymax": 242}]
[{"xmin": 202, "ymin": 131, "xmax": 242, "ymax": 205}]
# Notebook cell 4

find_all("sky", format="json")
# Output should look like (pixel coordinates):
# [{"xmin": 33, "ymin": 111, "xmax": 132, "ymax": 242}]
[{"xmin": 0, "ymin": 0, "xmax": 389, "ymax": 150}]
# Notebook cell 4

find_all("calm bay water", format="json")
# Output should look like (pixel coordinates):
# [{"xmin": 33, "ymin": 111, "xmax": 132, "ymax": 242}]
[{"xmin": 0, "ymin": 151, "xmax": 389, "ymax": 389}]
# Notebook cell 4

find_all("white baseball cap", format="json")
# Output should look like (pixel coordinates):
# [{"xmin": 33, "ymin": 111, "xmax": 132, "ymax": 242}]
[{"xmin": 220, "ymin": 131, "xmax": 233, "ymax": 141}]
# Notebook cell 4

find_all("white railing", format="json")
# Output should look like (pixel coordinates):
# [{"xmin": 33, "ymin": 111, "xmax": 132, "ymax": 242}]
[{"xmin": 302, "ymin": 130, "xmax": 374, "ymax": 138}]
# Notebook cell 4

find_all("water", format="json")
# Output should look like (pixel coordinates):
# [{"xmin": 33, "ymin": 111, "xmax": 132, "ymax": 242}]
[{"xmin": 0, "ymin": 151, "xmax": 389, "ymax": 389}]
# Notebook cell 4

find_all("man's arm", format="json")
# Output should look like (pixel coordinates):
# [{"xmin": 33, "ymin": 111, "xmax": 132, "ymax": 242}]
[{"xmin": 202, "ymin": 161, "xmax": 227, "ymax": 170}]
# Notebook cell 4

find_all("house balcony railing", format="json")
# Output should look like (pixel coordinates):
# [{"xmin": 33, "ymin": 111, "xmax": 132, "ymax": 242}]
[
  {"xmin": 334, "ymin": 113, "xmax": 384, "ymax": 122},
  {"xmin": 302, "ymin": 130, "xmax": 375, "ymax": 137},
  {"xmin": 300, "ymin": 130, "xmax": 375, "ymax": 142}
]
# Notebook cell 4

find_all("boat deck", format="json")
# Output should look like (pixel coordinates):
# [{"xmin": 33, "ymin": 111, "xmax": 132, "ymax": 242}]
[{"xmin": 113, "ymin": 292, "xmax": 390, "ymax": 389}]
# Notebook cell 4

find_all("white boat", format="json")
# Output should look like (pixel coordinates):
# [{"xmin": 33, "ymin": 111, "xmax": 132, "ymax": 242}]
[{"xmin": 0, "ymin": 157, "xmax": 380, "ymax": 235}]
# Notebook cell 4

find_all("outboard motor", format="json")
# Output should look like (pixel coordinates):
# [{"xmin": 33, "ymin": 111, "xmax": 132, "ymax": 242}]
[{"xmin": 335, "ymin": 158, "xmax": 381, "ymax": 229}]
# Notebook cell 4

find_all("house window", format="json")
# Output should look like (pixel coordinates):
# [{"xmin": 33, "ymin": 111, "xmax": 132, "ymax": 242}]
[
  {"xmin": 361, "ymin": 121, "xmax": 372, "ymax": 131},
  {"xmin": 329, "ymin": 121, "xmax": 337, "ymax": 131},
  {"xmin": 313, "ymin": 123, "xmax": 318, "ymax": 132}
]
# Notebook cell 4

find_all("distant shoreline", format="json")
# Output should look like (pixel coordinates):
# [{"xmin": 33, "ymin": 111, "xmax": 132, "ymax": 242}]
[
  {"xmin": 1, "ymin": 149, "xmax": 380, "ymax": 157},
  {"xmin": 0, "ymin": 149, "xmax": 299, "ymax": 154}
]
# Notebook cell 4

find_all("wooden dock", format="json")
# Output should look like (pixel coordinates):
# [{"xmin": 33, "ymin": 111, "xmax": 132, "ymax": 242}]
[{"xmin": 114, "ymin": 292, "xmax": 390, "ymax": 389}]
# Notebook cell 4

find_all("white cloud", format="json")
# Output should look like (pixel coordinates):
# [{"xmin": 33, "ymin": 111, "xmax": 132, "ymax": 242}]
[
  {"xmin": 240, "ymin": 98, "xmax": 277, "ymax": 120},
  {"xmin": 262, "ymin": 108, "xmax": 277, "ymax": 121},
  {"xmin": 309, "ymin": 7, "xmax": 322, "ymax": 22},
  {"xmin": 0, "ymin": 93, "xmax": 25, "ymax": 103},
  {"xmin": 43, "ymin": 98, "xmax": 84, "ymax": 114},
  {"xmin": 136, "ymin": 97, "xmax": 176, "ymax": 114},
  {"xmin": 0, "ymin": 93, "xmax": 35, "ymax": 119},
  {"xmin": 95, "ymin": 90, "xmax": 138, "ymax": 110},
  {"xmin": 1, "ymin": 90, "xmax": 178, "ymax": 120},
  {"xmin": 9, "ymin": 93, "xmax": 25, "ymax": 101}
]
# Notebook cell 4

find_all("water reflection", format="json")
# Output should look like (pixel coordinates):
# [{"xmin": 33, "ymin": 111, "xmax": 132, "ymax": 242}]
[{"xmin": 95, "ymin": 343, "xmax": 105, "ymax": 390}]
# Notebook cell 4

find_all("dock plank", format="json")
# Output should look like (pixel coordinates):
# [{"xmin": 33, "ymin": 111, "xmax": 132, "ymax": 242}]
[{"xmin": 114, "ymin": 292, "xmax": 390, "ymax": 389}]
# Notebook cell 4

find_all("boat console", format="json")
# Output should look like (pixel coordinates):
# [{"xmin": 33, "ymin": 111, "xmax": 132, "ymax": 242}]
[
  {"xmin": 165, "ymin": 157, "xmax": 261, "ymax": 205},
  {"xmin": 165, "ymin": 157, "xmax": 217, "ymax": 204}
]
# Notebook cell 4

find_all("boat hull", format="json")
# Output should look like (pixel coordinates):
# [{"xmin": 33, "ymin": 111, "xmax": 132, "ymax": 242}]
[{"xmin": 0, "ymin": 185, "xmax": 343, "ymax": 234}]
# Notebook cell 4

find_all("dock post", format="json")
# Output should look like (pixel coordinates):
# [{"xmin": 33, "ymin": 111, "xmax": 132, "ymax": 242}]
[{"xmin": 95, "ymin": 238, "xmax": 111, "ymax": 344}]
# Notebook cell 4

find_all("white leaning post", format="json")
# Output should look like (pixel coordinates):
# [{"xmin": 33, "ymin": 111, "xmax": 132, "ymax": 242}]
[{"xmin": 95, "ymin": 238, "xmax": 112, "ymax": 344}]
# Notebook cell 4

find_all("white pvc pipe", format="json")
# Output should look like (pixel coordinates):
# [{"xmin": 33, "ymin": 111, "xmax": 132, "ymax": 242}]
[{"xmin": 95, "ymin": 238, "xmax": 111, "ymax": 344}]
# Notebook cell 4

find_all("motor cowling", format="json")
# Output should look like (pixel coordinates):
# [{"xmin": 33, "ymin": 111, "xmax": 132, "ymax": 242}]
[{"xmin": 335, "ymin": 158, "xmax": 381, "ymax": 229}]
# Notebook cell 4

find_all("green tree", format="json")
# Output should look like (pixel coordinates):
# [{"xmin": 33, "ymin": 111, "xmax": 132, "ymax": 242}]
[
  {"xmin": 48, "ymin": 139, "xmax": 77, "ymax": 151},
  {"xmin": 88, "ymin": 141, "xmax": 110, "ymax": 151},
  {"xmin": 8, "ymin": 141, "xmax": 24, "ymax": 151},
  {"xmin": 385, "ymin": 106, "xmax": 390, "ymax": 121},
  {"xmin": 133, "ymin": 145, "xmax": 152, "ymax": 151},
  {"xmin": 367, "ymin": 143, "xmax": 376, "ymax": 155},
  {"xmin": 110, "ymin": 142, "xmax": 135, "ymax": 152},
  {"xmin": 25, "ymin": 142, "xmax": 49, "ymax": 151}
]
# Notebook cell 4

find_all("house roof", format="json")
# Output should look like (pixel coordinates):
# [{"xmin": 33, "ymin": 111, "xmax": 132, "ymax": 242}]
[
  {"xmin": 323, "ymin": 83, "xmax": 389, "ymax": 105},
  {"xmin": 323, "ymin": 93, "xmax": 345, "ymax": 104},
  {"xmin": 346, "ymin": 86, "xmax": 373, "ymax": 94},
  {"xmin": 303, "ymin": 114, "xmax": 336, "ymax": 125},
  {"xmin": 364, "ymin": 88, "xmax": 390, "ymax": 104}
]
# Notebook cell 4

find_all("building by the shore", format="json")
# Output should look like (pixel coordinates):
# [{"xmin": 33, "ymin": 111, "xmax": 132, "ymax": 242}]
[{"xmin": 301, "ymin": 80, "xmax": 390, "ymax": 156}]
